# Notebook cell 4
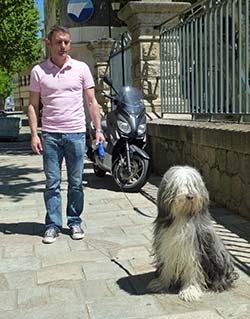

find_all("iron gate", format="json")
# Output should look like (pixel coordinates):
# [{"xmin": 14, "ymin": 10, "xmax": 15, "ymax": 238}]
[
  {"xmin": 159, "ymin": 0, "xmax": 250, "ymax": 121},
  {"xmin": 109, "ymin": 31, "xmax": 132, "ymax": 92}
]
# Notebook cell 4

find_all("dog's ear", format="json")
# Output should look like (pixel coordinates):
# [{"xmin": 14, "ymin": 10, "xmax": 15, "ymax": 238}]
[
  {"xmin": 156, "ymin": 189, "xmax": 174, "ymax": 226},
  {"xmin": 156, "ymin": 175, "xmax": 173, "ymax": 215},
  {"xmin": 157, "ymin": 182, "xmax": 167, "ymax": 214},
  {"xmin": 201, "ymin": 187, "xmax": 209, "ymax": 210}
]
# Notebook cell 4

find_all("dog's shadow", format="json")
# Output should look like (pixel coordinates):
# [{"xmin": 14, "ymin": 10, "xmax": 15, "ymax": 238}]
[
  {"xmin": 116, "ymin": 272, "xmax": 178, "ymax": 296},
  {"xmin": 117, "ymin": 272, "xmax": 155, "ymax": 295}
]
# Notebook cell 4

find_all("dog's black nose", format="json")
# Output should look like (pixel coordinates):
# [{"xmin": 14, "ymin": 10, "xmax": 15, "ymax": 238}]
[{"xmin": 186, "ymin": 193, "xmax": 194, "ymax": 200}]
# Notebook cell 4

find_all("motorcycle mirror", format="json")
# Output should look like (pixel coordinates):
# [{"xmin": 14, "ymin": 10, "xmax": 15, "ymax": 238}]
[
  {"xmin": 102, "ymin": 76, "xmax": 119, "ymax": 95},
  {"xmin": 103, "ymin": 75, "xmax": 113, "ymax": 87}
]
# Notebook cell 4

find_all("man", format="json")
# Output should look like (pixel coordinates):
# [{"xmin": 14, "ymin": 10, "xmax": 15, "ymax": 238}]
[{"xmin": 28, "ymin": 25, "xmax": 104, "ymax": 244}]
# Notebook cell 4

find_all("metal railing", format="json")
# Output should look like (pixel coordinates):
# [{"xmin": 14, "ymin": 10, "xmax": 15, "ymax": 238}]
[
  {"xmin": 109, "ymin": 31, "xmax": 132, "ymax": 92},
  {"xmin": 159, "ymin": 0, "xmax": 249, "ymax": 121}
]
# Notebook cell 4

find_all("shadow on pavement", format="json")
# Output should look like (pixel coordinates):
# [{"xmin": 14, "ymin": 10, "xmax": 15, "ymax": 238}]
[
  {"xmin": 84, "ymin": 166, "xmax": 162, "ymax": 197},
  {"xmin": 0, "ymin": 134, "xmax": 33, "ymax": 156},
  {"xmin": 0, "ymin": 163, "xmax": 44, "ymax": 202},
  {"xmin": 139, "ymin": 173, "xmax": 161, "ymax": 206},
  {"xmin": 83, "ymin": 171, "xmax": 121, "ymax": 192},
  {"xmin": 117, "ymin": 272, "xmax": 156, "ymax": 295},
  {"xmin": 0, "ymin": 222, "xmax": 45, "ymax": 237},
  {"xmin": 209, "ymin": 206, "xmax": 250, "ymax": 276},
  {"xmin": 83, "ymin": 162, "xmax": 95, "ymax": 170},
  {"xmin": 0, "ymin": 222, "xmax": 72, "ymax": 238}
]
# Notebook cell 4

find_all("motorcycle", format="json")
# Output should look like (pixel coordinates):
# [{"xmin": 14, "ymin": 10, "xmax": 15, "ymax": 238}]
[{"xmin": 86, "ymin": 76, "xmax": 150, "ymax": 192}]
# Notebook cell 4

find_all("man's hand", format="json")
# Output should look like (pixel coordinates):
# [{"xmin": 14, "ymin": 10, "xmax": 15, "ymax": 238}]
[
  {"xmin": 31, "ymin": 135, "xmax": 43, "ymax": 155},
  {"xmin": 95, "ymin": 131, "xmax": 105, "ymax": 144},
  {"xmin": 28, "ymin": 91, "xmax": 41, "ymax": 154}
]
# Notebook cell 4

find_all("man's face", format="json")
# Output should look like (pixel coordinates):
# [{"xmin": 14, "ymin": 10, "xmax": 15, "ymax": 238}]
[{"xmin": 46, "ymin": 31, "xmax": 71, "ymax": 58}]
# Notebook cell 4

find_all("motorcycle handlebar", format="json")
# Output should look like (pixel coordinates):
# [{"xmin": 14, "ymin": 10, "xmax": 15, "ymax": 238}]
[{"xmin": 101, "ymin": 92, "xmax": 117, "ymax": 102}]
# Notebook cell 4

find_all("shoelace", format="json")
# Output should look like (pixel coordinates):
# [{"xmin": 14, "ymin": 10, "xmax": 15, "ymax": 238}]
[{"xmin": 46, "ymin": 229, "xmax": 56, "ymax": 236}]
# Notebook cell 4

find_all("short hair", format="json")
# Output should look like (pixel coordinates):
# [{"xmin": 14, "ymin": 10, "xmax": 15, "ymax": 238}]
[{"xmin": 47, "ymin": 25, "xmax": 70, "ymax": 41}]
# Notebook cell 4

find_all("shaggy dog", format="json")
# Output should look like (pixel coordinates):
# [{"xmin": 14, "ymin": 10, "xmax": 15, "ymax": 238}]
[{"xmin": 148, "ymin": 165, "xmax": 238, "ymax": 302}]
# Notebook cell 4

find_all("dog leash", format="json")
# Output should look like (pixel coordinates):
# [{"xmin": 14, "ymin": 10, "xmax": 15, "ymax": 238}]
[{"xmin": 120, "ymin": 189, "xmax": 155, "ymax": 219}]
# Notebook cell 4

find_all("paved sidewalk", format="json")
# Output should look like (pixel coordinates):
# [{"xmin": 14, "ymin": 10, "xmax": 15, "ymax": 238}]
[{"xmin": 0, "ymin": 124, "xmax": 250, "ymax": 319}]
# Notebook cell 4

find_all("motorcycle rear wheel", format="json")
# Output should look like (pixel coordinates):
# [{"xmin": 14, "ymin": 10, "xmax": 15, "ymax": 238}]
[
  {"xmin": 112, "ymin": 154, "xmax": 150, "ymax": 192},
  {"xmin": 93, "ymin": 164, "xmax": 106, "ymax": 177}
]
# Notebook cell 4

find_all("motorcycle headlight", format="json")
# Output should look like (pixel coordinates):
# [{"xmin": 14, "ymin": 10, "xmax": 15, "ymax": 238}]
[
  {"xmin": 137, "ymin": 123, "xmax": 146, "ymax": 135},
  {"xmin": 117, "ymin": 120, "xmax": 131, "ymax": 134}
]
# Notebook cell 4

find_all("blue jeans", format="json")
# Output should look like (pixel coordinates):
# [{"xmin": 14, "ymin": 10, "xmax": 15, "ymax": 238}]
[{"xmin": 42, "ymin": 132, "xmax": 86, "ymax": 232}]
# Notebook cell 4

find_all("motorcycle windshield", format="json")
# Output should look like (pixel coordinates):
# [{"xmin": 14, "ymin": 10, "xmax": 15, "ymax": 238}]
[{"xmin": 117, "ymin": 86, "xmax": 144, "ymax": 114}]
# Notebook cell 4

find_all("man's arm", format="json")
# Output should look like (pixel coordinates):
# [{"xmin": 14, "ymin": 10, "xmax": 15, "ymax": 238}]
[
  {"xmin": 84, "ymin": 87, "xmax": 105, "ymax": 143},
  {"xmin": 27, "ymin": 91, "xmax": 43, "ymax": 155}
]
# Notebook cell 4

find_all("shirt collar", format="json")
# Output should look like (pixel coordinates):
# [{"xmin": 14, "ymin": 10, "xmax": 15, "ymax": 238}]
[{"xmin": 47, "ymin": 55, "xmax": 72, "ymax": 70}]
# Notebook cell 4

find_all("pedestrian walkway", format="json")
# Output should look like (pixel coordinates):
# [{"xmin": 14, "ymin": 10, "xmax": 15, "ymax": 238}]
[{"xmin": 0, "ymin": 124, "xmax": 250, "ymax": 319}]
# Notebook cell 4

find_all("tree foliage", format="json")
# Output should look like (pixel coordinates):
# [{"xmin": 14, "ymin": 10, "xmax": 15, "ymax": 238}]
[
  {"xmin": 0, "ymin": 0, "xmax": 41, "ymax": 75},
  {"xmin": 0, "ymin": 0, "xmax": 41, "ymax": 105},
  {"xmin": 0, "ymin": 69, "xmax": 13, "ymax": 106}
]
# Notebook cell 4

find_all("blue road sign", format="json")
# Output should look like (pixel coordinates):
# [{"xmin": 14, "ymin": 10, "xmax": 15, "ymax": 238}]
[{"xmin": 67, "ymin": 0, "xmax": 94, "ymax": 23}]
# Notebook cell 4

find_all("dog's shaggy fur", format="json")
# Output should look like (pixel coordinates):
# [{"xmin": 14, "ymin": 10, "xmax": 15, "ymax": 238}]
[{"xmin": 148, "ymin": 165, "xmax": 238, "ymax": 302}]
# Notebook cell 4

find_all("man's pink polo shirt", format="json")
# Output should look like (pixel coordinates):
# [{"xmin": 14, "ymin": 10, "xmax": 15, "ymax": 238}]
[{"xmin": 29, "ymin": 56, "xmax": 95, "ymax": 133}]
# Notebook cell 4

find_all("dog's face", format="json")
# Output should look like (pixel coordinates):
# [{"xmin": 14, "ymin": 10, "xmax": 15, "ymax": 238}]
[{"xmin": 158, "ymin": 166, "xmax": 209, "ymax": 219}]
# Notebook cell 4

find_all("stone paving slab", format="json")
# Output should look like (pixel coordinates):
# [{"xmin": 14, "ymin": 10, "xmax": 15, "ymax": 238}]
[
  {"xmin": 3, "ymin": 271, "xmax": 36, "ymax": 290},
  {"xmin": 86, "ymin": 295, "xmax": 166, "ymax": 319},
  {"xmin": 4, "ymin": 303, "xmax": 90, "ymax": 319},
  {"xmin": 149, "ymin": 312, "xmax": 224, "ymax": 319},
  {"xmin": 0, "ymin": 126, "xmax": 250, "ymax": 318},
  {"xmin": 0, "ymin": 256, "xmax": 41, "ymax": 273},
  {"xmin": 37, "ymin": 263, "xmax": 84, "ymax": 284},
  {"xmin": 0, "ymin": 290, "xmax": 16, "ymax": 311}
]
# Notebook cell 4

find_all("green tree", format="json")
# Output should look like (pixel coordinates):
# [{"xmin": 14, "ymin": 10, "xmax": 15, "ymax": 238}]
[
  {"xmin": 0, "ymin": 0, "xmax": 41, "ymax": 106},
  {"xmin": 0, "ymin": 70, "xmax": 13, "ymax": 107}
]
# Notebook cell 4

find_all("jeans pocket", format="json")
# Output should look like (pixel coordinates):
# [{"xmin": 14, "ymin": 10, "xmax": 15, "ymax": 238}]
[{"xmin": 64, "ymin": 133, "xmax": 86, "ymax": 158}]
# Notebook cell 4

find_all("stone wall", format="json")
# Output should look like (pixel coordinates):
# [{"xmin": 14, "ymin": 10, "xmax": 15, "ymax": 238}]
[
  {"xmin": 147, "ymin": 119, "xmax": 250, "ymax": 219},
  {"xmin": 88, "ymin": 39, "xmax": 114, "ymax": 114}
]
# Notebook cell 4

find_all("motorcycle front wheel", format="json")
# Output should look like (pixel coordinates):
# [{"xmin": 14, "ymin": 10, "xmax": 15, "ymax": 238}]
[{"xmin": 112, "ymin": 153, "xmax": 150, "ymax": 192}]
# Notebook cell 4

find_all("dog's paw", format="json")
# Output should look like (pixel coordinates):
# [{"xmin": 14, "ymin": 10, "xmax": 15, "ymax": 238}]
[{"xmin": 178, "ymin": 284, "xmax": 203, "ymax": 302}]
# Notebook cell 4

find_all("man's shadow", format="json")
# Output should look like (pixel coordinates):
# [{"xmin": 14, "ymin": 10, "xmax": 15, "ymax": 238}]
[{"xmin": 0, "ymin": 222, "xmax": 71, "ymax": 237}]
